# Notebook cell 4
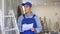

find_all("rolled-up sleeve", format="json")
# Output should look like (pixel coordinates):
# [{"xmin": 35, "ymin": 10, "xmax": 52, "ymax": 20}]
[
  {"xmin": 18, "ymin": 15, "xmax": 23, "ymax": 32},
  {"xmin": 34, "ymin": 16, "xmax": 42, "ymax": 33}
]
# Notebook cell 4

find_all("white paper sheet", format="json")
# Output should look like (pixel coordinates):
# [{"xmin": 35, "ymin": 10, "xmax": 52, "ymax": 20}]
[{"xmin": 22, "ymin": 23, "xmax": 33, "ymax": 31}]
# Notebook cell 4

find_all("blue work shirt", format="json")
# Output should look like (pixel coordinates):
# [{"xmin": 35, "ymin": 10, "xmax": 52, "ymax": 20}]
[{"xmin": 18, "ymin": 13, "xmax": 42, "ymax": 33}]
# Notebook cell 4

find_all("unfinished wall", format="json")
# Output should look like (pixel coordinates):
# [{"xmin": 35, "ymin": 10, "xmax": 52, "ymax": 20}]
[
  {"xmin": 0, "ymin": 0, "xmax": 2, "ymax": 9},
  {"xmin": 0, "ymin": 0, "xmax": 2, "ymax": 34},
  {"xmin": 23, "ymin": 0, "xmax": 60, "ymax": 32},
  {"xmin": 32, "ymin": 4, "xmax": 60, "ymax": 31}
]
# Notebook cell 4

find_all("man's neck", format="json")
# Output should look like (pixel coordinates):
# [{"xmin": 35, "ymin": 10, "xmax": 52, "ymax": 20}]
[{"xmin": 26, "ymin": 11, "xmax": 32, "ymax": 17}]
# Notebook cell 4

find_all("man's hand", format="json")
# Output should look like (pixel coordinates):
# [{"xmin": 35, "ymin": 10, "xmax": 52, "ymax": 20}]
[{"xmin": 30, "ymin": 28, "xmax": 36, "ymax": 32}]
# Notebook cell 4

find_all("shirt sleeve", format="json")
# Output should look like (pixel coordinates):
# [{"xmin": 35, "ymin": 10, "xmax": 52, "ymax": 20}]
[
  {"xmin": 17, "ymin": 15, "xmax": 23, "ymax": 32},
  {"xmin": 34, "ymin": 16, "xmax": 42, "ymax": 33}
]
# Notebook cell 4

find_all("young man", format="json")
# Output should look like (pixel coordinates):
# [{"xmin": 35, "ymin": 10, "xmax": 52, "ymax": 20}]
[{"xmin": 18, "ymin": 2, "xmax": 42, "ymax": 34}]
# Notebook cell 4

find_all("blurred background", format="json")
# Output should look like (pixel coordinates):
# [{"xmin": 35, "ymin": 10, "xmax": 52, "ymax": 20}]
[{"xmin": 0, "ymin": 0, "xmax": 60, "ymax": 34}]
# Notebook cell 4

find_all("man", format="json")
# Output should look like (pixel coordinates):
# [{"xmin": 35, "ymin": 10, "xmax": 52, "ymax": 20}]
[{"xmin": 18, "ymin": 2, "xmax": 42, "ymax": 34}]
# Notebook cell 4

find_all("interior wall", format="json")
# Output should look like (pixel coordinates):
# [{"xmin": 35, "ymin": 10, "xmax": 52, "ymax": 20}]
[
  {"xmin": 0, "ymin": 0, "xmax": 2, "ymax": 34},
  {"xmin": 32, "ymin": 5, "xmax": 60, "ymax": 31},
  {"xmin": 23, "ymin": 0, "xmax": 60, "ymax": 31},
  {"xmin": 0, "ymin": 0, "xmax": 2, "ymax": 9}
]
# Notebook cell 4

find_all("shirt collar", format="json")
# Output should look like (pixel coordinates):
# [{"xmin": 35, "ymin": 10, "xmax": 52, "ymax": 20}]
[{"xmin": 25, "ymin": 13, "xmax": 34, "ymax": 18}]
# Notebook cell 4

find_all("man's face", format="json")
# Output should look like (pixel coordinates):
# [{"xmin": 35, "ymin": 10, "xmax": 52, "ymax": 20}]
[{"xmin": 24, "ymin": 5, "xmax": 31, "ymax": 14}]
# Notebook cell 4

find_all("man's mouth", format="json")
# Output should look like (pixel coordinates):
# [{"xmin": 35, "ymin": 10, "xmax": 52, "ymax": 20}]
[{"xmin": 25, "ymin": 11, "xmax": 29, "ymax": 14}]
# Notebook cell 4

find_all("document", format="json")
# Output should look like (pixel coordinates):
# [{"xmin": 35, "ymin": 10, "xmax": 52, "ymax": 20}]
[{"xmin": 22, "ymin": 23, "xmax": 33, "ymax": 31}]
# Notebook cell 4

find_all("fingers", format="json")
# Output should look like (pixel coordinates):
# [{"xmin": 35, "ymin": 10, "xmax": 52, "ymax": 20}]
[{"xmin": 30, "ymin": 28, "xmax": 35, "ymax": 32}]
